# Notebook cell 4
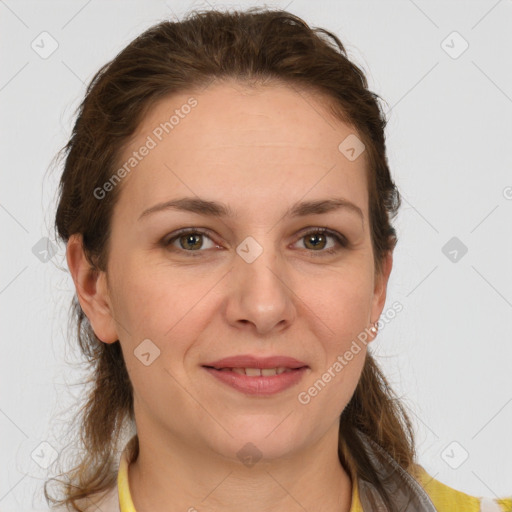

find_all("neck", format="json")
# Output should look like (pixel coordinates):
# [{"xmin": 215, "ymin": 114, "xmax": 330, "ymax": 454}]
[{"xmin": 127, "ymin": 423, "xmax": 353, "ymax": 512}]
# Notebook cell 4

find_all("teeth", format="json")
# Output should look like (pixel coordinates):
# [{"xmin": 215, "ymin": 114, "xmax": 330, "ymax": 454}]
[
  {"xmin": 245, "ymin": 367, "xmax": 262, "ymax": 376},
  {"xmin": 216, "ymin": 367, "xmax": 293, "ymax": 376}
]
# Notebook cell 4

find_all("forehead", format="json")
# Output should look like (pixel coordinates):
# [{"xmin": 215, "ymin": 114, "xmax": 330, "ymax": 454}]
[
  {"xmin": 115, "ymin": 80, "xmax": 369, "ymax": 218},
  {"xmin": 138, "ymin": 79, "xmax": 357, "ymax": 153}
]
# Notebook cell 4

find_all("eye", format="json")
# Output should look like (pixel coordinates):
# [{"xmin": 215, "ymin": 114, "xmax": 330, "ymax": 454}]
[
  {"xmin": 293, "ymin": 227, "xmax": 348, "ymax": 256},
  {"xmin": 162, "ymin": 228, "xmax": 220, "ymax": 257}
]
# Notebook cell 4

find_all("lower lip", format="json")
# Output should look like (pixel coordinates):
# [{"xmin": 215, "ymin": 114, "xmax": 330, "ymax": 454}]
[{"xmin": 203, "ymin": 367, "xmax": 308, "ymax": 396}]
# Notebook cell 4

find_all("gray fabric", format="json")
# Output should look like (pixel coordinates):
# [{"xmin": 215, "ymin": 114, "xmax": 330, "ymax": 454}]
[{"xmin": 356, "ymin": 429, "xmax": 438, "ymax": 512}]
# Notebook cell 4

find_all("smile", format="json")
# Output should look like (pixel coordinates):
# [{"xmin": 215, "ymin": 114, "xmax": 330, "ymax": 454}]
[
  {"xmin": 213, "ymin": 367, "xmax": 296, "ymax": 376},
  {"xmin": 203, "ymin": 366, "xmax": 308, "ymax": 395}
]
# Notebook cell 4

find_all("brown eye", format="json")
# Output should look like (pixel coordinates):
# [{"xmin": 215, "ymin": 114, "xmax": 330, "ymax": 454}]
[
  {"xmin": 177, "ymin": 233, "xmax": 204, "ymax": 250},
  {"xmin": 295, "ymin": 228, "xmax": 348, "ymax": 256},
  {"xmin": 304, "ymin": 232, "xmax": 328, "ymax": 250},
  {"xmin": 162, "ymin": 228, "xmax": 219, "ymax": 257}
]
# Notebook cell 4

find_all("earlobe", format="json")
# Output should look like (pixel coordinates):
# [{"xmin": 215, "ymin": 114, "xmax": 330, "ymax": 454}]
[{"xmin": 66, "ymin": 234, "xmax": 118, "ymax": 344}]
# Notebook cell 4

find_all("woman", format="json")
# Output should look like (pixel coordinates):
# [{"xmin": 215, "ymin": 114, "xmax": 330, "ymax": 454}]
[{"xmin": 46, "ymin": 7, "xmax": 511, "ymax": 512}]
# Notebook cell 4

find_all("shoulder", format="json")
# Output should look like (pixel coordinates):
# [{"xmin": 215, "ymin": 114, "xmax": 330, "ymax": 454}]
[{"xmin": 410, "ymin": 464, "xmax": 512, "ymax": 512}]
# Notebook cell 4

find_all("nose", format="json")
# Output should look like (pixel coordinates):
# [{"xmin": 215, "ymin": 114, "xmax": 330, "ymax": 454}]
[{"xmin": 224, "ymin": 241, "xmax": 296, "ymax": 335}]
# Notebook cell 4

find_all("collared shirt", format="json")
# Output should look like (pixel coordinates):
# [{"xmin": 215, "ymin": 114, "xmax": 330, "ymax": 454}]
[{"xmin": 87, "ymin": 433, "xmax": 511, "ymax": 512}]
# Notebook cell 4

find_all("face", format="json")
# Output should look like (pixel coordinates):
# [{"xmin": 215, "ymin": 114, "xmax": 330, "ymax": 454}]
[{"xmin": 77, "ymin": 80, "xmax": 392, "ymax": 463}]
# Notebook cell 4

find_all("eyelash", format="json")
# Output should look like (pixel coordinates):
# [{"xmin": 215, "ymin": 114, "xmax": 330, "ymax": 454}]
[{"xmin": 161, "ymin": 227, "xmax": 348, "ymax": 258}]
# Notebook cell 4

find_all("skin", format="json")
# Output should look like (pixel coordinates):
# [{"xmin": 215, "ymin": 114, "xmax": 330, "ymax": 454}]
[{"xmin": 67, "ymin": 79, "xmax": 393, "ymax": 512}]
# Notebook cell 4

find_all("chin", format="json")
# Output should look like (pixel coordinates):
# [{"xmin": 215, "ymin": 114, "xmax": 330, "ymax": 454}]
[{"xmin": 211, "ymin": 419, "xmax": 308, "ymax": 463}]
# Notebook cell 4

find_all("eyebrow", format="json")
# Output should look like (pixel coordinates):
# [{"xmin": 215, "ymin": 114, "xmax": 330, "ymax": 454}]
[{"xmin": 138, "ymin": 196, "xmax": 364, "ymax": 221}]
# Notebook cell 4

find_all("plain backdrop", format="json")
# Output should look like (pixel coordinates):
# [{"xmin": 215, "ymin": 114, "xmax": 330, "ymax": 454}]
[{"xmin": 1, "ymin": 0, "xmax": 511, "ymax": 510}]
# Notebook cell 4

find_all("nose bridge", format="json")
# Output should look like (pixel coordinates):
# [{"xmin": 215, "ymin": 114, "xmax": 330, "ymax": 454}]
[
  {"xmin": 227, "ymin": 232, "xmax": 294, "ymax": 332},
  {"xmin": 236, "ymin": 232, "xmax": 285, "ymax": 298}
]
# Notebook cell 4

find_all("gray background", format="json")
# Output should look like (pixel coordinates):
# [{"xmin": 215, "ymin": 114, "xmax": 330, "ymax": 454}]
[{"xmin": 1, "ymin": 0, "xmax": 511, "ymax": 510}]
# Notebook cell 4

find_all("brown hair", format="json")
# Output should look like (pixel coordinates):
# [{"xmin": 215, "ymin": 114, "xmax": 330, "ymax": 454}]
[{"xmin": 47, "ymin": 7, "xmax": 415, "ymax": 511}]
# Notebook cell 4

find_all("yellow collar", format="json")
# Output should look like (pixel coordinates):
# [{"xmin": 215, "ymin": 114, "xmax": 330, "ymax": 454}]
[{"xmin": 117, "ymin": 437, "xmax": 136, "ymax": 512}]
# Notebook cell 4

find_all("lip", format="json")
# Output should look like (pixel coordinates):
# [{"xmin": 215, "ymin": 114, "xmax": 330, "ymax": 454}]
[
  {"xmin": 203, "ymin": 366, "xmax": 308, "ymax": 396},
  {"xmin": 203, "ymin": 355, "xmax": 308, "ymax": 370}
]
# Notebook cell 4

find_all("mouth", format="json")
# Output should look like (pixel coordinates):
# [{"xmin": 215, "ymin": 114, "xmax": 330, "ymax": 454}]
[
  {"xmin": 203, "ymin": 366, "xmax": 306, "ymax": 376},
  {"xmin": 202, "ymin": 365, "xmax": 309, "ymax": 395}
]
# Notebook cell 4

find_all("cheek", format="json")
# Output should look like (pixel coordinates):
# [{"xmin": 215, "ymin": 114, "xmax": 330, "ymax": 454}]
[
  {"xmin": 109, "ymin": 258, "xmax": 217, "ymax": 363},
  {"xmin": 323, "ymin": 350, "xmax": 366, "ymax": 416},
  {"xmin": 110, "ymin": 254, "xmax": 186, "ymax": 329},
  {"xmin": 111, "ymin": 269, "xmax": 202, "ymax": 398},
  {"xmin": 298, "ymin": 265, "xmax": 374, "ymax": 334},
  {"xmin": 294, "ymin": 266, "xmax": 373, "ymax": 400}
]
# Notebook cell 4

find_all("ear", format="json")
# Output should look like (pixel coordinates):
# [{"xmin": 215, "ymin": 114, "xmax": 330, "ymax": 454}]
[
  {"xmin": 66, "ymin": 233, "xmax": 118, "ymax": 344},
  {"xmin": 368, "ymin": 250, "xmax": 393, "ymax": 342}
]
